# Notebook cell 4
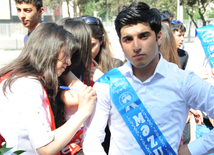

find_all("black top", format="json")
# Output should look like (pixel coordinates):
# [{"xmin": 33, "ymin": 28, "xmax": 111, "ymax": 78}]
[{"xmin": 177, "ymin": 48, "xmax": 189, "ymax": 70}]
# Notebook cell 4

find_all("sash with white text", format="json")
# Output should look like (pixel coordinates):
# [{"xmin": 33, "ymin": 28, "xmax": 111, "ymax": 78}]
[
  {"xmin": 195, "ymin": 24, "xmax": 214, "ymax": 68},
  {"xmin": 97, "ymin": 68, "xmax": 177, "ymax": 155}
]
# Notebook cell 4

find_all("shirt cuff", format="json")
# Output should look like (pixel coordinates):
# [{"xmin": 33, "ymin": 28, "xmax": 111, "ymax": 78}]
[{"xmin": 188, "ymin": 138, "xmax": 207, "ymax": 155}]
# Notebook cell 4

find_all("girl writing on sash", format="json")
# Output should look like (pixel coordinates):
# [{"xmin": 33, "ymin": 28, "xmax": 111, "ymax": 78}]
[{"xmin": 0, "ymin": 22, "xmax": 96, "ymax": 155}]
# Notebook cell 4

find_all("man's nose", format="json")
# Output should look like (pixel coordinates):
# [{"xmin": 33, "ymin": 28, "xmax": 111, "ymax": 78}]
[
  {"xmin": 181, "ymin": 36, "xmax": 184, "ymax": 41},
  {"xmin": 133, "ymin": 38, "xmax": 141, "ymax": 53},
  {"xmin": 20, "ymin": 10, "xmax": 26, "ymax": 18}
]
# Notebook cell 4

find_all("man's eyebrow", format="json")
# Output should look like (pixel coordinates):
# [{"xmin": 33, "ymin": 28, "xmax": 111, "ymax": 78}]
[
  {"xmin": 138, "ymin": 31, "xmax": 150, "ymax": 36},
  {"xmin": 122, "ymin": 35, "xmax": 132, "ymax": 39},
  {"xmin": 16, "ymin": 7, "xmax": 32, "ymax": 9}
]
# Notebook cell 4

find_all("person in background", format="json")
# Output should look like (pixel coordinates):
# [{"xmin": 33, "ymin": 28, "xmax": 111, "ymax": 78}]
[
  {"xmin": 77, "ymin": 15, "xmax": 124, "ymax": 76},
  {"xmin": 170, "ymin": 20, "xmax": 189, "ymax": 70},
  {"xmin": 54, "ymin": 18, "xmax": 93, "ymax": 155},
  {"xmin": 170, "ymin": 19, "xmax": 191, "ymax": 145},
  {"xmin": 159, "ymin": 23, "xmax": 180, "ymax": 68},
  {"xmin": 82, "ymin": 2, "xmax": 214, "ymax": 155},
  {"xmin": 161, "ymin": 10, "xmax": 174, "ymax": 21},
  {"xmin": 15, "ymin": 0, "xmax": 44, "ymax": 43},
  {"xmin": 0, "ymin": 22, "xmax": 96, "ymax": 155},
  {"xmin": 160, "ymin": 13, "xmax": 171, "ymax": 27}
]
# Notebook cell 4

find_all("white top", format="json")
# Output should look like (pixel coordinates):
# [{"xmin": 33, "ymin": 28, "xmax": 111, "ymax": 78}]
[
  {"xmin": 83, "ymin": 55, "xmax": 214, "ymax": 155},
  {"xmin": 0, "ymin": 77, "xmax": 54, "ymax": 154}
]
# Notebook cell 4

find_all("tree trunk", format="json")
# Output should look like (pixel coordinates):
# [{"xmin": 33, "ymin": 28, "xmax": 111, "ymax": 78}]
[
  {"xmin": 50, "ymin": 3, "xmax": 55, "ymax": 22},
  {"xmin": 66, "ymin": 0, "xmax": 70, "ymax": 17},
  {"xmin": 188, "ymin": 20, "xmax": 192, "ymax": 42},
  {"xmin": 77, "ymin": 3, "xmax": 81, "ymax": 16},
  {"xmin": 197, "ymin": 4, "xmax": 206, "ymax": 26},
  {"xmin": 183, "ymin": 5, "xmax": 198, "ymax": 28},
  {"xmin": 73, "ymin": 0, "xmax": 78, "ymax": 17}
]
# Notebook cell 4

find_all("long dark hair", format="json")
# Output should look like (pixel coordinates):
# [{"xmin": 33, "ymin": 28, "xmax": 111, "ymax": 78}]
[
  {"xmin": 55, "ymin": 18, "xmax": 92, "ymax": 127},
  {"xmin": 80, "ymin": 15, "xmax": 121, "ymax": 73},
  {"xmin": 0, "ymin": 22, "xmax": 80, "ymax": 98},
  {"xmin": 159, "ymin": 23, "xmax": 181, "ymax": 68},
  {"xmin": 57, "ymin": 17, "xmax": 92, "ymax": 82}
]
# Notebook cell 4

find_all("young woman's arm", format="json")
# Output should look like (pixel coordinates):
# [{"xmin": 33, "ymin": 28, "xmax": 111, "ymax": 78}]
[
  {"xmin": 37, "ymin": 84, "xmax": 96, "ymax": 155},
  {"xmin": 60, "ymin": 71, "xmax": 85, "ymax": 109}
]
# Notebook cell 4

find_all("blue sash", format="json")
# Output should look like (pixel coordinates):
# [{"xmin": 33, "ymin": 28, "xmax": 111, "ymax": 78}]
[
  {"xmin": 195, "ymin": 24, "xmax": 214, "ymax": 68},
  {"xmin": 97, "ymin": 67, "xmax": 177, "ymax": 155}
]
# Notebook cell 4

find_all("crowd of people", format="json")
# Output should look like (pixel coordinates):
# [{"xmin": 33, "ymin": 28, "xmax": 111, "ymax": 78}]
[{"xmin": 0, "ymin": 0, "xmax": 214, "ymax": 155}]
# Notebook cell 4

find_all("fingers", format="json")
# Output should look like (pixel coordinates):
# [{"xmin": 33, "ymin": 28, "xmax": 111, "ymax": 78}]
[
  {"xmin": 77, "ymin": 85, "xmax": 97, "ymax": 117},
  {"xmin": 194, "ymin": 110, "xmax": 203, "ymax": 125}
]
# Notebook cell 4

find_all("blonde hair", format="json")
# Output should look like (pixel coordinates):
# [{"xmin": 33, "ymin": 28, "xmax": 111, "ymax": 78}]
[{"xmin": 159, "ymin": 23, "xmax": 181, "ymax": 68}]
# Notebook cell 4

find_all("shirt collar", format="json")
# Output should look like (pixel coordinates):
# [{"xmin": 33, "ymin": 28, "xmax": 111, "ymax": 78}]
[{"xmin": 123, "ymin": 53, "xmax": 168, "ymax": 80}]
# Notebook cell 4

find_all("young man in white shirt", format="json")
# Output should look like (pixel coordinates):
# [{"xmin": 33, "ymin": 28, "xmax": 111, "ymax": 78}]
[
  {"xmin": 83, "ymin": 2, "xmax": 214, "ymax": 155},
  {"xmin": 15, "ymin": 0, "xmax": 44, "ymax": 43}
]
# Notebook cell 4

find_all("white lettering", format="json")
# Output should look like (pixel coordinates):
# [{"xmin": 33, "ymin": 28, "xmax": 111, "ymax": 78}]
[
  {"xmin": 133, "ymin": 112, "xmax": 146, "ymax": 127},
  {"xmin": 79, "ymin": 133, "xmax": 83, "ymax": 139},
  {"xmin": 141, "ymin": 125, "xmax": 150, "ymax": 137},
  {"xmin": 153, "ymin": 146, "xmax": 164, "ymax": 155},
  {"xmin": 147, "ymin": 135, "xmax": 157, "ymax": 148},
  {"xmin": 61, "ymin": 145, "xmax": 72, "ymax": 154}
]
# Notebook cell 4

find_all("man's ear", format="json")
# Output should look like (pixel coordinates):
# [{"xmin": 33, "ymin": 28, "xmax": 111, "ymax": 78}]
[
  {"xmin": 39, "ymin": 7, "xmax": 44, "ymax": 17},
  {"xmin": 157, "ymin": 31, "xmax": 162, "ymax": 46}
]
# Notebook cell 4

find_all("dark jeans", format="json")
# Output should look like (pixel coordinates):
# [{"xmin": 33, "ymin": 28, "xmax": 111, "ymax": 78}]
[{"xmin": 183, "ymin": 122, "xmax": 190, "ymax": 145}]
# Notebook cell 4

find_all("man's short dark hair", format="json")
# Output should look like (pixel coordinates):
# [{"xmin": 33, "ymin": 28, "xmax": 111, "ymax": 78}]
[
  {"xmin": 161, "ymin": 10, "xmax": 174, "ymax": 19},
  {"xmin": 15, "ymin": 0, "xmax": 43, "ymax": 11},
  {"xmin": 170, "ymin": 20, "xmax": 186, "ymax": 33},
  {"xmin": 115, "ymin": 2, "xmax": 161, "ymax": 39},
  {"xmin": 160, "ymin": 13, "xmax": 171, "ymax": 25}
]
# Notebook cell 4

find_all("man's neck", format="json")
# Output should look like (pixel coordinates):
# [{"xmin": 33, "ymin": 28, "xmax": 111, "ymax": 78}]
[{"xmin": 28, "ymin": 21, "xmax": 42, "ymax": 33}]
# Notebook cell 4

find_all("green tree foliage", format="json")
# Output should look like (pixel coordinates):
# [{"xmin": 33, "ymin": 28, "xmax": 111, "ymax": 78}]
[
  {"xmin": 81, "ymin": 0, "xmax": 95, "ymax": 16},
  {"xmin": 206, "ymin": 7, "xmax": 214, "ymax": 18},
  {"xmin": 181, "ymin": 0, "xmax": 214, "ymax": 27},
  {"xmin": 79, "ymin": 0, "xmax": 177, "ymax": 21}
]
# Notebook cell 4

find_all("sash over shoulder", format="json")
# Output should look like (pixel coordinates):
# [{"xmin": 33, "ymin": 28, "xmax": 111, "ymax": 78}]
[{"xmin": 97, "ymin": 67, "xmax": 177, "ymax": 155}]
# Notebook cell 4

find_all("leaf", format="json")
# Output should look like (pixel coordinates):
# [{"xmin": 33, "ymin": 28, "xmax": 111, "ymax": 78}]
[
  {"xmin": 0, "ymin": 147, "xmax": 13, "ymax": 153},
  {"xmin": 13, "ymin": 150, "xmax": 25, "ymax": 155}
]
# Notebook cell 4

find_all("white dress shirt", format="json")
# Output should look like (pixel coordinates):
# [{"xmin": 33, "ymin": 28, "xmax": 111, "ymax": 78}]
[
  {"xmin": 83, "ymin": 55, "xmax": 214, "ymax": 155},
  {"xmin": 0, "ymin": 77, "xmax": 54, "ymax": 154}
]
